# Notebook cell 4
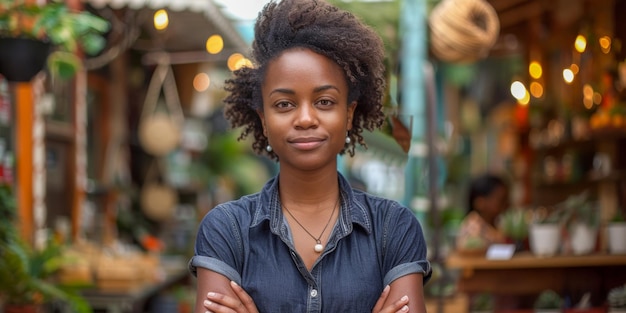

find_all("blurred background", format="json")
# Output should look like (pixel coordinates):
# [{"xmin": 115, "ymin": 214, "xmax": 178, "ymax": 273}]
[{"xmin": 0, "ymin": 0, "xmax": 625, "ymax": 312}]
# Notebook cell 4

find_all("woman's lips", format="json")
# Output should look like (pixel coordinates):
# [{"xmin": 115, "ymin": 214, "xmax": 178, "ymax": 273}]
[{"xmin": 289, "ymin": 137, "xmax": 325, "ymax": 150}]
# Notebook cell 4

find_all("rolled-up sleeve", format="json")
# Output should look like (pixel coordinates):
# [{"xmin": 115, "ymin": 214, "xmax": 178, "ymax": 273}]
[
  {"xmin": 382, "ymin": 204, "xmax": 432, "ymax": 286},
  {"xmin": 188, "ymin": 204, "xmax": 244, "ymax": 283}
]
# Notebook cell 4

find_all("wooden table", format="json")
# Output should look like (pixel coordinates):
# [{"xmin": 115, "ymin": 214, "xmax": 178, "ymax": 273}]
[
  {"xmin": 80, "ymin": 263, "xmax": 190, "ymax": 313},
  {"xmin": 446, "ymin": 251, "xmax": 626, "ymax": 305}
]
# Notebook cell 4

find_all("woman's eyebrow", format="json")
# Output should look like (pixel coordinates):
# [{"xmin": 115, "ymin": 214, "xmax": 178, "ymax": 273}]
[
  {"xmin": 269, "ymin": 88, "xmax": 295, "ymax": 96},
  {"xmin": 269, "ymin": 85, "xmax": 339, "ymax": 96},
  {"xmin": 313, "ymin": 85, "xmax": 339, "ymax": 93}
]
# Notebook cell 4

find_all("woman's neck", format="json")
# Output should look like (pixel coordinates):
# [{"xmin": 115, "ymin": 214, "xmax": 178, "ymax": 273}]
[{"xmin": 278, "ymin": 170, "xmax": 340, "ymax": 213}]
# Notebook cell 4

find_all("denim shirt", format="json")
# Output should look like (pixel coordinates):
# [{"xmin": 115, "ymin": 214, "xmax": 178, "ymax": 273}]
[{"xmin": 189, "ymin": 173, "xmax": 431, "ymax": 313}]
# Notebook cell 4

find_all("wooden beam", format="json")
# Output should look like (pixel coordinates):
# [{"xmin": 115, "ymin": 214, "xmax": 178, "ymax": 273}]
[
  {"xmin": 488, "ymin": 0, "xmax": 529, "ymax": 12},
  {"xmin": 66, "ymin": 0, "xmax": 88, "ymax": 242},
  {"xmin": 14, "ymin": 82, "xmax": 34, "ymax": 245},
  {"xmin": 498, "ymin": 1, "xmax": 548, "ymax": 29}
]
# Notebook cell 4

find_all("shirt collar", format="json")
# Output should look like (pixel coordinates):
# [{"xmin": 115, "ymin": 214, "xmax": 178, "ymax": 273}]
[{"xmin": 251, "ymin": 173, "xmax": 373, "ymax": 234}]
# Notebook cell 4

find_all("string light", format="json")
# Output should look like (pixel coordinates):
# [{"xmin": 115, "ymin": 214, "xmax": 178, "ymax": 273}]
[
  {"xmin": 510, "ymin": 81, "xmax": 527, "ymax": 100},
  {"xmin": 529, "ymin": 61, "xmax": 542, "ymax": 79},
  {"xmin": 563, "ymin": 69, "xmax": 574, "ymax": 84},
  {"xmin": 574, "ymin": 34, "xmax": 587, "ymax": 53},
  {"xmin": 206, "ymin": 35, "xmax": 224, "ymax": 54},
  {"xmin": 193, "ymin": 73, "xmax": 210, "ymax": 92},
  {"xmin": 154, "ymin": 9, "xmax": 169, "ymax": 30},
  {"xmin": 227, "ymin": 53, "xmax": 244, "ymax": 71},
  {"xmin": 599, "ymin": 36, "xmax": 612, "ymax": 54}
]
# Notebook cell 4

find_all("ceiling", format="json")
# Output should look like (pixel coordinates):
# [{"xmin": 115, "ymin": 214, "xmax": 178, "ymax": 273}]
[
  {"xmin": 84, "ymin": 0, "xmax": 250, "ymax": 65},
  {"xmin": 484, "ymin": 0, "xmax": 593, "ymax": 56}
]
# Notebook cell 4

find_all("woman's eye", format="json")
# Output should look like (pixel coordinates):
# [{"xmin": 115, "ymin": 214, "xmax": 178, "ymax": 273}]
[
  {"xmin": 275, "ymin": 101, "xmax": 293, "ymax": 109},
  {"xmin": 317, "ymin": 99, "xmax": 335, "ymax": 107}
]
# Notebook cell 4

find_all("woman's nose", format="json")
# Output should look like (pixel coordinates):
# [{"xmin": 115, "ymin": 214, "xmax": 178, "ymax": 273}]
[{"xmin": 295, "ymin": 104, "xmax": 318, "ymax": 129}]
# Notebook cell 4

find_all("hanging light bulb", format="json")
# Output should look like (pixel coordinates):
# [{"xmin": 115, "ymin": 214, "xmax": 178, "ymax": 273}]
[
  {"xmin": 234, "ymin": 57, "xmax": 253, "ymax": 70},
  {"xmin": 193, "ymin": 73, "xmax": 210, "ymax": 92},
  {"xmin": 154, "ymin": 9, "xmax": 169, "ymax": 30},
  {"xmin": 510, "ymin": 81, "xmax": 527, "ymax": 100},
  {"xmin": 574, "ymin": 34, "xmax": 587, "ymax": 53},
  {"xmin": 599, "ymin": 36, "xmax": 611, "ymax": 54},
  {"xmin": 529, "ymin": 61, "xmax": 542, "ymax": 79},
  {"xmin": 227, "ymin": 53, "xmax": 244, "ymax": 71},
  {"xmin": 206, "ymin": 35, "xmax": 224, "ymax": 54},
  {"xmin": 563, "ymin": 69, "xmax": 575, "ymax": 84}
]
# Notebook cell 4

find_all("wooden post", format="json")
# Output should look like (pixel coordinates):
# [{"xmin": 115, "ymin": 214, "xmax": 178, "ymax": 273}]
[
  {"xmin": 14, "ymin": 82, "xmax": 34, "ymax": 244},
  {"xmin": 66, "ymin": 0, "xmax": 87, "ymax": 242}
]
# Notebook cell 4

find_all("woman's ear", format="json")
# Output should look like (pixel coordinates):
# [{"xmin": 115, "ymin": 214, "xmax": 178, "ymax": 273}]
[{"xmin": 347, "ymin": 101, "xmax": 357, "ymax": 130}]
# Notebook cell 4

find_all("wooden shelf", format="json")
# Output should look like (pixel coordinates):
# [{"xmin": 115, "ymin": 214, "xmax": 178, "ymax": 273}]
[
  {"xmin": 447, "ymin": 251, "xmax": 626, "ymax": 271},
  {"xmin": 446, "ymin": 251, "xmax": 626, "ymax": 295}
]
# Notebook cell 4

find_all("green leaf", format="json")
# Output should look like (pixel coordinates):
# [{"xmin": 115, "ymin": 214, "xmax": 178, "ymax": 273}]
[
  {"xmin": 47, "ymin": 51, "xmax": 81, "ymax": 80},
  {"xmin": 80, "ymin": 33, "xmax": 106, "ymax": 55}
]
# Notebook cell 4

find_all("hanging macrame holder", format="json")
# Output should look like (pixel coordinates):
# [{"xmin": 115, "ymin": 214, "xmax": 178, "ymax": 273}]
[
  {"xmin": 140, "ymin": 158, "xmax": 178, "ymax": 222},
  {"xmin": 428, "ymin": 0, "xmax": 500, "ymax": 63},
  {"xmin": 138, "ymin": 56, "xmax": 185, "ymax": 157}
]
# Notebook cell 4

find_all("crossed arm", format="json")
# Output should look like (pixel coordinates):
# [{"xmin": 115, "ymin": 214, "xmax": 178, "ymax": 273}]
[{"xmin": 194, "ymin": 268, "xmax": 426, "ymax": 313}]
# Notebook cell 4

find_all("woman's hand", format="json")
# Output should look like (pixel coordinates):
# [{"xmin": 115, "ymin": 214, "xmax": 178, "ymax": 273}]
[
  {"xmin": 203, "ymin": 282, "xmax": 409, "ymax": 313},
  {"xmin": 204, "ymin": 281, "xmax": 258, "ymax": 313},
  {"xmin": 372, "ymin": 285, "xmax": 409, "ymax": 313}
]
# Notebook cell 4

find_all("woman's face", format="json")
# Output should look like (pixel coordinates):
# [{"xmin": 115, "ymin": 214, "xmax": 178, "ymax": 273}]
[
  {"xmin": 477, "ymin": 185, "xmax": 509, "ymax": 224},
  {"xmin": 259, "ymin": 48, "xmax": 356, "ymax": 171}
]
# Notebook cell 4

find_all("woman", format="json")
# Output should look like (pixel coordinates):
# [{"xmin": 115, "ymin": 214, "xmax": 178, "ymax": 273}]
[
  {"xmin": 456, "ymin": 173, "xmax": 509, "ymax": 252},
  {"xmin": 189, "ymin": 0, "xmax": 431, "ymax": 312}
]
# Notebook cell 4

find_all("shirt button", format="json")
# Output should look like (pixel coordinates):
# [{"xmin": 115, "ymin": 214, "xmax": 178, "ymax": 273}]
[{"xmin": 310, "ymin": 289, "xmax": 318, "ymax": 297}]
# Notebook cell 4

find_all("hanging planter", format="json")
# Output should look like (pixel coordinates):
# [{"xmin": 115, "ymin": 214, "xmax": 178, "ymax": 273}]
[
  {"xmin": 0, "ymin": 1, "xmax": 110, "ymax": 81},
  {"xmin": 138, "ymin": 60, "xmax": 185, "ymax": 157},
  {"xmin": 0, "ymin": 37, "xmax": 50, "ymax": 82}
]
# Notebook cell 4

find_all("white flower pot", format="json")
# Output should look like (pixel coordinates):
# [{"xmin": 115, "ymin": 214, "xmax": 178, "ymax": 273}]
[
  {"xmin": 529, "ymin": 223, "xmax": 561, "ymax": 257},
  {"xmin": 608, "ymin": 309, "xmax": 626, "ymax": 313},
  {"xmin": 570, "ymin": 223, "xmax": 598, "ymax": 255},
  {"xmin": 607, "ymin": 222, "xmax": 626, "ymax": 254}
]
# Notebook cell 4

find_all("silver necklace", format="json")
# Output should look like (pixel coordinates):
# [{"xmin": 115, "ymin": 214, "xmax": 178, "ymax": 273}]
[{"xmin": 283, "ymin": 196, "xmax": 339, "ymax": 253}]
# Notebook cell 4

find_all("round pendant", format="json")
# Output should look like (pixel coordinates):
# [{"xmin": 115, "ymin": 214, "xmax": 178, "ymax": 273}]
[{"xmin": 314, "ymin": 243, "xmax": 324, "ymax": 253}]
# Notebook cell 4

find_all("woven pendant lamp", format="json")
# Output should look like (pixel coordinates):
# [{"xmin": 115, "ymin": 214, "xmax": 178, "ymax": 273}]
[{"xmin": 429, "ymin": 0, "xmax": 500, "ymax": 63}]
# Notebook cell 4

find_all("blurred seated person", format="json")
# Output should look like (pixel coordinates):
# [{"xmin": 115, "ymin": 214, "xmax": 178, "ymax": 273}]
[
  {"xmin": 456, "ymin": 174, "xmax": 534, "ymax": 310},
  {"xmin": 456, "ymin": 173, "xmax": 509, "ymax": 252}
]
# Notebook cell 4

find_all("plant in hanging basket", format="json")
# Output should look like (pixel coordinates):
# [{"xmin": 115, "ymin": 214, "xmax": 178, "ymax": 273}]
[{"xmin": 0, "ymin": 0, "xmax": 109, "ymax": 81}]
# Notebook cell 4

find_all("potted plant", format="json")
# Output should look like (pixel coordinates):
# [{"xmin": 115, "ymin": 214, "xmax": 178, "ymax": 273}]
[
  {"xmin": 471, "ymin": 293, "xmax": 494, "ymax": 313},
  {"xmin": 564, "ymin": 292, "xmax": 606, "ymax": 313},
  {"xmin": 607, "ymin": 283, "xmax": 626, "ymax": 313},
  {"xmin": 0, "ymin": 0, "xmax": 109, "ymax": 81},
  {"xmin": 607, "ymin": 209, "xmax": 626, "ymax": 254},
  {"xmin": 529, "ymin": 207, "xmax": 564, "ymax": 257},
  {"xmin": 559, "ymin": 192, "xmax": 600, "ymax": 255},
  {"xmin": 0, "ymin": 185, "xmax": 92, "ymax": 313},
  {"xmin": 534, "ymin": 289, "xmax": 563, "ymax": 313},
  {"xmin": 498, "ymin": 208, "xmax": 529, "ymax": 252}
]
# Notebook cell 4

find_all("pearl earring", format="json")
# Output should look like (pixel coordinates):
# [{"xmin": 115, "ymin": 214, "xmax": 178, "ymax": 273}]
[
  {"xmin": 345, "ymin": 134, "xmax": 351, "ymax": 144},
  {"xmin": 266, "ymin": 145, "xmax": 273, "ymax": 152}
]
